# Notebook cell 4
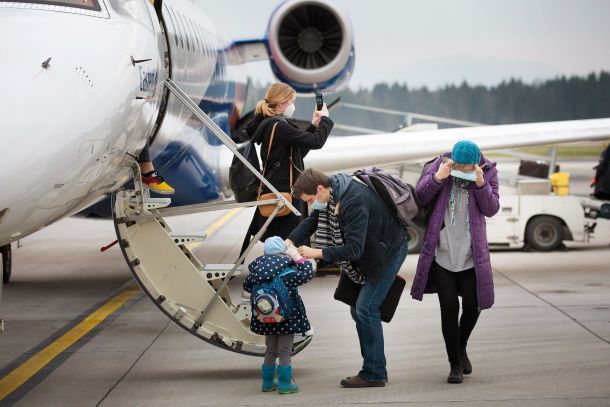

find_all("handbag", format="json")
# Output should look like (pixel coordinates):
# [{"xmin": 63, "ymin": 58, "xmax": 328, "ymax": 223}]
[
  {"xmin": 257, "ymin": 122, "xmax": 293, "ymax": 217},
  {"xmin": 333, "ymin": 271, "xmax": 406, "ymax": 323}
]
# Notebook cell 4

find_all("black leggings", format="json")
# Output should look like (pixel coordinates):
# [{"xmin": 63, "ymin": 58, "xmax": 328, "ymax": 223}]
[{"xmin": 433, "ymin": 261, "xmax": 480, "ymax": 364}]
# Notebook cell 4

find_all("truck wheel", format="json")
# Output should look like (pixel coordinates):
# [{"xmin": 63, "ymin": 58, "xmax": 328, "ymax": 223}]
[
  {"xmin": 406, "ymin": 223, "xmax": 424, "ymax": 254},
  {"xmin": 1, "ymin": 244, "xmax": 11, "ymax": 283},
  {"xmin": 525, "ymin": 216, "xmax": 563, "ymax": 252}
]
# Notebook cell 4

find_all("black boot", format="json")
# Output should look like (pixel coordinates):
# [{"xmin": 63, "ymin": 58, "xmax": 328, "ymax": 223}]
[
  {"xmin": 462, "ymin": 348, "xmax": 472, "ymax": 375},
  {"xmin": 447, "ymin": 363, "xmax": 463, "ymax": 384}
]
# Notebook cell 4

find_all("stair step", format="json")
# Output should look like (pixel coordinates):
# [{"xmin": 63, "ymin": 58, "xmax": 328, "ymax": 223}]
[
  {"xmin": 170, "ymin": 232, "xmax": 207, "ymax": 245},
  {"xmin": 200, "ymin": 264, "xmax": 243, "ymax": 281},
  {"xmin": 142, "ymin": 197, "xmax": 172, "ymax": 210}
]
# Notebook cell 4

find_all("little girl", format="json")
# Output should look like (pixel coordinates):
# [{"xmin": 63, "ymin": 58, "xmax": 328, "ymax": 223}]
[{"xmin": 243, "ymin": 236, "xmax": 314, "ymax": 394}]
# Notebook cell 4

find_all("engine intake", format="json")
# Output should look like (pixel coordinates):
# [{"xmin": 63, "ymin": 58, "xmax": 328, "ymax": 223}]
[{"xmin": 267, "ymin": 0, "xmax": 354, "ymax": 92}]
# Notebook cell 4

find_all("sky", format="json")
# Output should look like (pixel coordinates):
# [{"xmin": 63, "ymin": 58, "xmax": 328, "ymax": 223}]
[{"xmin": 198, "ymin": 0, "xmax": 610, "ymax": 89}]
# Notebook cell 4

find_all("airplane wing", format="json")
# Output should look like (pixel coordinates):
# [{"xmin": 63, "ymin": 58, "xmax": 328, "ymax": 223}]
[
  {"xmin": 220, "ymin": 117, "xmax": 610, "ymax": 187},
  {"xmin": 303, "ymin": 118, "xmax": 610, "ymax": 172}
]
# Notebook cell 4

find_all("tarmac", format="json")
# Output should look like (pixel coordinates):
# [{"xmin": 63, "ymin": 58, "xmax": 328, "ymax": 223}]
[{"xmin": 0, "ymin": 161, "xmax": 609, "ymax": 407}]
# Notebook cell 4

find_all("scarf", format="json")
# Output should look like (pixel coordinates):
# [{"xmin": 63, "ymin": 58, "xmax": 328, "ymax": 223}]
[{"xmin": 316, "ymin": 196, "xmax": 365, "ymax": 284}]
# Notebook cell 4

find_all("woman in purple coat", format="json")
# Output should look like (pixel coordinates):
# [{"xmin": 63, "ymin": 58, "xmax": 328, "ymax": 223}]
[{"xmin": 410, "ymin": 140, "xmax": 499, "ymax": 384}]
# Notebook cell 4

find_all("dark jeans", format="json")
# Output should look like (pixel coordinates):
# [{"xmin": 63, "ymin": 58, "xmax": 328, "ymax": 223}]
[
  {"xmin": 137, "ymin": 145, "xmax": 151, "ymax": 163},
  {"xmin": 433, "ymin": 261, "xmax": 480, "ymax": 365},
  {"xmin": 350, "ymin": 240, "xmax": 408, "ymax": 382}
]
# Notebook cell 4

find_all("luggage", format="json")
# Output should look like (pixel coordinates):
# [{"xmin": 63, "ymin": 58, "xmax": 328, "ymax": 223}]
[
  {"xmin": 333, "ymin": 272, "xmax": 406, "ymax": 323},
  {"xmin": 518, "ymin": 160, "xmax": 559, "ymax": 179}
]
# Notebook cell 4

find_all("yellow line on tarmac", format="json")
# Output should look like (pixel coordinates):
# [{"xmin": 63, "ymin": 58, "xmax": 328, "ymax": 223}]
[
  {"xmin": 0, "ymin": 208, "xmax": 244, "ymax": 401},
  {"xmin": 186, "ymin": 208, "xmax": 243, "ymax": 251},
  {"xmin": 0, "ymin": 286, "xmax": 140, "ymax": 400}
]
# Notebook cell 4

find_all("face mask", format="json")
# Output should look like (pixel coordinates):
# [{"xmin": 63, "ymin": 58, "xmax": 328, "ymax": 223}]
[
  {"xmin": 310, "ymin": 190, "xmax": 327, "ymax": 210},
  {"xmin": 283, "ymin": 103, "xmax": 295, "ymax": 119},
  {"xmin": 311, "ymin": 199, "xmax": 327, "ymax": 210},
  {"xmin": 451, "ymin": 169, "xmax": 477, "ymax": 182}
]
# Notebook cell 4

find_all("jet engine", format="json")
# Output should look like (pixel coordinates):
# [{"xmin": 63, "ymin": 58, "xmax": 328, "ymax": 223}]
[{"xmin": 266, "ymin": 0, "xmax": 354, "ymax": 93}]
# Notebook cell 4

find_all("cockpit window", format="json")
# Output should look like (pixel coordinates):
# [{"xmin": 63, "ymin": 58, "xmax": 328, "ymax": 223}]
[{"xmin": 0, "ymin": 0, "xmax": 101, "ymax": 11}]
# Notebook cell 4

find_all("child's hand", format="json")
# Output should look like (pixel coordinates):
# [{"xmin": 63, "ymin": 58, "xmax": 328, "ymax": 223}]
[{"xmin": 285, "ymin": 245, "xmax": 302, "ymax": 262}]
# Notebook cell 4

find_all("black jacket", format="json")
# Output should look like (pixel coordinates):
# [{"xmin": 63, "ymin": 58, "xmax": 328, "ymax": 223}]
[
  {"xmin": 288, "ymin": 174, "xmax": 407, "ymax": 283},
  {"xmin": 244, "ymin": 114, "xmax": 334, "ymax": 241}
]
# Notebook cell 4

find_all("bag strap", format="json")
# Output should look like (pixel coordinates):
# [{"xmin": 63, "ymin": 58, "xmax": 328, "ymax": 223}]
[
  {"xmin": 258, "ymin": 122, "xmax": 294, "ymax": 197},
  {"xmin": 258, "ymin": 122, "xmax": 280, "ymax": 197},
  {"xmin": 278, "ymin": 268, "xmax": 296, "ymax": 278}
]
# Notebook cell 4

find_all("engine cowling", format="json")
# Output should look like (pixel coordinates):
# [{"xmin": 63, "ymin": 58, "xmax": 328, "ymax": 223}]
[{"xmin": 266, "ymin": 0, "xmax": 355, "ymax": 93}]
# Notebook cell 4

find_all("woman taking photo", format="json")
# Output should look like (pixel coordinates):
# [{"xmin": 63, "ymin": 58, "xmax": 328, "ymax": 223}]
[
  {"xmin": 410, "ymin": 140, "xmax": 499, "ymax": 384},
  {"xmin": 241, "ymin": 83, "xmax": 334, "ymax": 249}
]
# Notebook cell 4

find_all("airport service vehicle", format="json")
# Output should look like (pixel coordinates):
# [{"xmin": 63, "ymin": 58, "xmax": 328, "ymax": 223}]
[{"xmin": 406, "ymin": 177, "xmax": 610, "ymax": 253}]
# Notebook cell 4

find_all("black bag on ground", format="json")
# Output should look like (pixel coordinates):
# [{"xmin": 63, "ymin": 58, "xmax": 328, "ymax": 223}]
[{"xmin": 333, "ymin": 272, "xmax": 406, "ymax": 323}]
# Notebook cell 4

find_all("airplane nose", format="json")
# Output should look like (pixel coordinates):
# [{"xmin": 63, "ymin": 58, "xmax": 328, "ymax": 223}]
[{"xmin": 0, "ymin": 7, "xmax": 161, "ymax": 242}]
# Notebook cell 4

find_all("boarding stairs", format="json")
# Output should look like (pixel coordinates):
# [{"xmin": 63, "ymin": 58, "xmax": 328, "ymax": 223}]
[{"xmin": 113, "ymin": 79, "xmax": 311, "ymax": 356}]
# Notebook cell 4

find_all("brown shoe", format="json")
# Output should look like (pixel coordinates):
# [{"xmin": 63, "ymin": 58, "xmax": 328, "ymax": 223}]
[{"xmin": 340, "ymin": 375, "xmax": 385, "ymax": 388}]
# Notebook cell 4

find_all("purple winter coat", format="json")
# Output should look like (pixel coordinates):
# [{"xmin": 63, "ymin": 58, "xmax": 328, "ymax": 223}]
[{"xmin": 410, "ymin": 153, "xmax": 500, "ymax": 310}]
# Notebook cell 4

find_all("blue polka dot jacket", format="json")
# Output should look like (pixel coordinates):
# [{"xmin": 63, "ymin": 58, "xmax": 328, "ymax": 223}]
[{"xmin": 243, "ymin": 254, "xmax": 314, "ymax": 336}]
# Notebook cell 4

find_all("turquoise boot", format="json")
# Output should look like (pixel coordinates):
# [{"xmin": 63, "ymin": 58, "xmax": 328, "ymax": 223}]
[
  {"xmin": 261, "ymin": 364, "xmax": 278, "ymax": 392},
  {"xmin": 277, "ymin": 365, "xmax": 299, "ymax": 394}
]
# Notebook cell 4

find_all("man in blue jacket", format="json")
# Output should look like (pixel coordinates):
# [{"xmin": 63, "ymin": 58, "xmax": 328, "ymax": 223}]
[{"xmin": 286, "ymin": 168, "xmax": 408, "ymax": 388}]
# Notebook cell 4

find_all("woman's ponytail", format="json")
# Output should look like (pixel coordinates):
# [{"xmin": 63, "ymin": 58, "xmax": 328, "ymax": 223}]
[{"xmin": 255, "ymin": 83, "xmax": 296, "ymax": 117}]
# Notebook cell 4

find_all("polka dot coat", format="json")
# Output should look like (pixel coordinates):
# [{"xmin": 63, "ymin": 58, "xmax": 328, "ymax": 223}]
[{"xmin": 243, "ymin": 254, "xmax": 314, "ymax": 336}]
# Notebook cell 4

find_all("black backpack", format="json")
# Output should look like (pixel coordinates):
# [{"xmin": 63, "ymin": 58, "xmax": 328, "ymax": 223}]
[
  {"xmin": 229, "ymin": 131, "xmax": 261, "ymax": 203},
  {"xmin": 229, "ymin": 117, "xmax": 283, "ymax": 203}
]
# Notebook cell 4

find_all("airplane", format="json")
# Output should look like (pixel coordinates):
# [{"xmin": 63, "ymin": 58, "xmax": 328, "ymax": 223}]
[{"xmin": 1, "ymin": 0, "xmax": 609, "ymax": 356}]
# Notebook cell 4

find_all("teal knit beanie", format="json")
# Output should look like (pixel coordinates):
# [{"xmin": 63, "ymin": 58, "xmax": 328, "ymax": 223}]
[{"xmin": 452, "ymin": 140, "xmax": 481, "ymax": 164}]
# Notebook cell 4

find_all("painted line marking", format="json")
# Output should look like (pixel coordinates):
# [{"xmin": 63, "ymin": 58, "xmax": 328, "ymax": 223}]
[
  {"xmin": 0, "ymin": 286, "xmax": 140, "ymax": 401},
  {"xmin": 0, "ymin": 208, "xmax": 244, "ymax": 401},
  {"xmin": 186, "ymin": 207, "xmax": 243, "ymax": 251}
]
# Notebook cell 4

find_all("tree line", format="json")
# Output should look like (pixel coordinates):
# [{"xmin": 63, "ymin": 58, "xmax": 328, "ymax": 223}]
[{"xmin": 245, "ymin": 71, "xmax": 610, "ymax": 135}]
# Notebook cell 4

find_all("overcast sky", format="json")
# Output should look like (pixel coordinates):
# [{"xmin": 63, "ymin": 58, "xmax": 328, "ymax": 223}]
[{"xmin": 198, "ymin": 0, "xmax": 610, "ymax": 89}]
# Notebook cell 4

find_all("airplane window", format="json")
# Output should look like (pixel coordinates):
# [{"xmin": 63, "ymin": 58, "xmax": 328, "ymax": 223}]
[{"xmin": 0, "ymin": 0, "xmax": 101, "ymax": 11}]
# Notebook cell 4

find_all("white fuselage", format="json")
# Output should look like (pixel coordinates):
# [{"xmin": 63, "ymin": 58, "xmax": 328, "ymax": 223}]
[{"xmin": 0, "ymin": 0, "xmax": 245, "ymax": 246}]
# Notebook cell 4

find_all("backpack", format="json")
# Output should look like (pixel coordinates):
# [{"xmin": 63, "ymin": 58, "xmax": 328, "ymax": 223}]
[
  {"xmin": 353, "ymin": 167, "xmax": 418, "ymax": 229},
  {"xmin": 251, "ymin": 268, "xmax": 296, "ymax": 323},
  {"xmin": 229, "ymin": 128, "xmax": 261, "ymax": 202},
  {"xmin": 229, "ymin": 116, "xmax": 284, "ymax": 202},
  {"xmin": 411, "ymin": 157, "xmax": 438, "ymax": 226}
]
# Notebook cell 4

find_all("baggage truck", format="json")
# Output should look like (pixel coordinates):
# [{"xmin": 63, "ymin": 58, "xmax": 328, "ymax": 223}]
[{"xmin": 406, "ymin": 177, "xmax": 610, "ymax": 253}]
